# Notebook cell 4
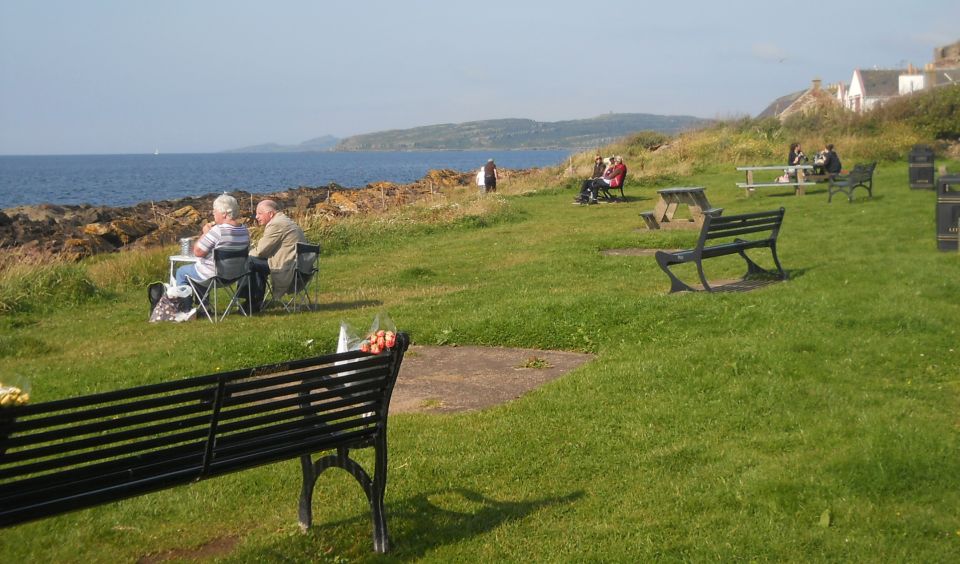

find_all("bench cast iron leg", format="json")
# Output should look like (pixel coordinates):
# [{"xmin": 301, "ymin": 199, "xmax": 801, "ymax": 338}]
[
  {"xmin": 769, "ymin": 242, "xmax": 787, "ymax": 279},
  {"xmin": 695, "ymin": 260, "xmax": 713, "ymax": 292},
  {"xmin": 654, "ymin": 251, "xmax": 697, "ymax": 293},
  {"xmin": 734, "ymin": 241, "xmax": 786, "ymax": 281},
  {"xmin": 304, "ymin": 445, "xmax": 390, "ymax": 553},
  {"xmin": 298, "ymin": 454, "xmax": 316, "ymax": 531},
  {"xmin": 737, "ymin": 249, "xmax": 767, "ymax": 278}
]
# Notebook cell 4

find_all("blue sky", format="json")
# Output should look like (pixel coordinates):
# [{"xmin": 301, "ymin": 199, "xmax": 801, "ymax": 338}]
[{"xmin": 1, "ymin": 0, "xmax": 957, "ymax": 155}]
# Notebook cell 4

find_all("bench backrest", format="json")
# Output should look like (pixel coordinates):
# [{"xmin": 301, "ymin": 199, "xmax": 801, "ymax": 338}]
[
  {"xmin": 849, "ymin": 162, "xmax": 876, "ymax": 181},
  {"xmin": 698, "ymin": 208, "xmax": 786, "ymax": 249},
  {"xmin": 0, "ymin": 333, "xmax": 409, "ymax": 527}
]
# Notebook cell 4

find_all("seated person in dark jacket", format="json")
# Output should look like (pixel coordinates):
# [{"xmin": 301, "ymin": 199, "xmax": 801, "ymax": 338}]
[
  {"xmin": 575, "ymin": 156, "xmax": 626, "ymax": 204},
  {"xmin": 814, "ymin": 143, "xmax": 842, "ymax": 178},
  {"xmin": 787, "ymin": 143, "xmax": 807, "ymax": 180},
  {"xmin": 591, "ymin": 154, "xmax": 606, "ymax": 179}
]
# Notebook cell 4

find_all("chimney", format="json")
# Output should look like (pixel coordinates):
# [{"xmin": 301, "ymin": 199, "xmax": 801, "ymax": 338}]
[
  {"xmin": 812, "ymin": 78, "xmax": 822, "ymax": 91},
  {"xmin": 925, "ymin": 63, "xmax": 937, "ymax": 89}
]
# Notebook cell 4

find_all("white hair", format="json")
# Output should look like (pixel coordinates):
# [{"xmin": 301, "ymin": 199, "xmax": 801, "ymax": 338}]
[{"xmin": 212, "ymin": 194, "xmax": 239, "ymax": 220}]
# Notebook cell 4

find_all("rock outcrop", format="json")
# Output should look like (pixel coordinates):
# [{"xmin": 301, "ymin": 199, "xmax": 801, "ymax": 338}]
[{"xmin": 0, "ymin": 170, "xmax": 475, "ymax": 260}]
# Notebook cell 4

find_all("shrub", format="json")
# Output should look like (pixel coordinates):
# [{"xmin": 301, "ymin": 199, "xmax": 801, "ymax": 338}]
[{"xmin": 0, "ymin": 260, "xmax": 100, "ymax": 314}]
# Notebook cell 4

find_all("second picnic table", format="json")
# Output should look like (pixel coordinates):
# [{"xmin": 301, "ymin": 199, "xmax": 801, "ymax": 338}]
[
  {"xmin": 736, "ymin": 165, "xmax": 815, "ymax": 196},
  {"xmin": 640, "ymin": 186, "xmax": 721, "ymax": 230}
]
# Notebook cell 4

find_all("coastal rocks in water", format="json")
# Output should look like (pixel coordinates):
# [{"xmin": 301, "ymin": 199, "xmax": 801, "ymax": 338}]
[{"xmin": 0, "ymin": 170, "xmax": 480, "ymax": 260}]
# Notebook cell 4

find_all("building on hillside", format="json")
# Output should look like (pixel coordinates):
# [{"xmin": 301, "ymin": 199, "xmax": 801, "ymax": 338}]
[
  {"xmin": 843, "ymin": 69, "xmax": 901, "ymax": 112},
  {"xmin": 759, "ymin": 39, "xmax": 960, "ymax": 118},
  {"xmin": 756, "ymin": 79, "xmax": 841, "ymax": 121},
  {"xmin": 899, "ymin": 64, "xmax": 959, "ymax": 95},
  {"xmin": 933, "ymin": 39, "xmax": 960, "ymax": 68}
]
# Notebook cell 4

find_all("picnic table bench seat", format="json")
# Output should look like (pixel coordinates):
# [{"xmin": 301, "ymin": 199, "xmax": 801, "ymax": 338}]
[
  {"xmin": 655, "ymin": 208, "xmax": 787, "ymax": 293},
  {"xmin": 0, "ymin": 334, "xmax": 410, "ymax": 553},
  {"xmin": 736, "ymin": 165, "xmax": 815, "ymax": 196}
]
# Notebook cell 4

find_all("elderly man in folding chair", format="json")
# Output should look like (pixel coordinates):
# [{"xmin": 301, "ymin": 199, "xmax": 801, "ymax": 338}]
[{"xmin": 245, "ymin": 200, "xmax": 308, "ymax": 312}]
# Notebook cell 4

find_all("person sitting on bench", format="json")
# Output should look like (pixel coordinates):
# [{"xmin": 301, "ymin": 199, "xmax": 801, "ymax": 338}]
[{"xmin": 575, "ymin": 156, "xmax": 626, "ymax": 204}]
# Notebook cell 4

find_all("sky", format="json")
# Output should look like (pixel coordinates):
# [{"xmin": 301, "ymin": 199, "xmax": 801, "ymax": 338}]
[{"xmin": 1, "ymin": 0, "xmax": 957, "ymax": 155}]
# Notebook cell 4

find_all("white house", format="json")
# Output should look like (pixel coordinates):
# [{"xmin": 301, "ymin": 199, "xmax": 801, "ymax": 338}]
[
  {"xmin": 899, "ymin": 65, "xmax": 959, "ymax": 95},
  {"xmin": 844, "ymin": 69, "xmax": 901, "ymax": 113}
]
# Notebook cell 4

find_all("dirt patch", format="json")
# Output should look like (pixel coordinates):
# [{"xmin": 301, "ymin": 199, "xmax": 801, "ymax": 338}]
[
  {"xmin": 392, "ymin": 345, "xmax": 594, "ymax": 413},
  {"xmin": 138, "ymin": 535, "xmax": 240, "ymax": 563}
]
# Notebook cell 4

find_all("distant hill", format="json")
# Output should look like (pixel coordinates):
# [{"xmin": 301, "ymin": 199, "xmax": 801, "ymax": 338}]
[
  {"xmin": 334, "ymin": 113, "xmax": 712, "ymax": 151},
  {"xmin": 224, "ymin": 134, "xmax": 339, "ymax": 153}
]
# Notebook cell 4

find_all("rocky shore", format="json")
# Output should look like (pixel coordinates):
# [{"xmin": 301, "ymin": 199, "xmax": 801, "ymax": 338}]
[{"xmin": 0, "ymin": 169, "xmax": 477, "ymax": 260}]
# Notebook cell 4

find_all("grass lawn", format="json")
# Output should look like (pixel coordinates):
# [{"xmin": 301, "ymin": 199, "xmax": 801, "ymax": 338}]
[{"xmin": 2, "ymin": 161, "xmax": 959, "ymax": 562}]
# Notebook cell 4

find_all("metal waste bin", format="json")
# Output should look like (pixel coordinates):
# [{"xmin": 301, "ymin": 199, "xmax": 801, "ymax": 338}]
[
  {"xmin": 936, "ymin": 175, "xmax": 960, "ymax": 250},
  {"xmin": 909, "ymin": 144, "xmax": 935, "ymax": 189}
]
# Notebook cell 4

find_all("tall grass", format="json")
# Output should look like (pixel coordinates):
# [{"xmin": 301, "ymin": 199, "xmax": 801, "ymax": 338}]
[{"xmin": 0, "ymin": 248, "xmax": 100, "ymax": 314}]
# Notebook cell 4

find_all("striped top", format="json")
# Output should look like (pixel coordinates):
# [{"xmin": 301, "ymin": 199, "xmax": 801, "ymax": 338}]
[{"xmin": 194, "ymin": 224, "xmax": 250, "ymax": 280}]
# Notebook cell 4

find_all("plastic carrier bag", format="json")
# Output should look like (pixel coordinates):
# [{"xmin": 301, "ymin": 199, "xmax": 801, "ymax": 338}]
[
  {"xmin": 338, "ymin": 311, "xmax": 398, "ymax": 354},
  {"xmin": 148, "ymin": 282, "xmax": 196, "ymax": 322}
]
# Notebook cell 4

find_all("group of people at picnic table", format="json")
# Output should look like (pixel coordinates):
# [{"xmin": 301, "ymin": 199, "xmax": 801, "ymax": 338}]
[
  {"xmin": 788, "ymin": 142, "xmax": 842, "ymax": 179},
  {"xmin": 574, "ymin": 154, "xmax": 628, "ymax": 204},
  {"xmin": 174, "ymin": 193, "xmax": 307, "ymax": 313}
]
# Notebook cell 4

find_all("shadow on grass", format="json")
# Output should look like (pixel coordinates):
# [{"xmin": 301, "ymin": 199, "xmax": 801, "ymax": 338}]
[
  {"xmin": 259, "ymin": 487, "xmax": 583, "ymax": 559},
  {"xmin": 686, "ymin": 267, "xmax": 811, "ymax": 293},
  {"xmin": 255, "ymin": 299, "xmax": 383, "ymax": 317}
]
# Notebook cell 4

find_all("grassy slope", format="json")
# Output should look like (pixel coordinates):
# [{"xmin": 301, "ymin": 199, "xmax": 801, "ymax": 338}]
[{"xmin": 2, "ymin": 161, "xmax": 959, "ymax": 562}]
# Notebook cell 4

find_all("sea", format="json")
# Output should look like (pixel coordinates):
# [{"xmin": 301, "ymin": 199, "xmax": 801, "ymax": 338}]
[{"xmin": 0, "ymin": 150, "xmax": 572, "ymax": 210}]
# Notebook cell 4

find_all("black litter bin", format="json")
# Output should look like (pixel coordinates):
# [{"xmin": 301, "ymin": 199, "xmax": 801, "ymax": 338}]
[
  {"xmin": 909, "ymin": 144, "xmax": 935, "ymax": 189},
  {"xmin": 936, "ymin": 175, "xmax": 960, "ymax": 250}
]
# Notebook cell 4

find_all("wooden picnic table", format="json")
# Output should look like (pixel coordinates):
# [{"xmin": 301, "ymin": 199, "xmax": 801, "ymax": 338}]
[
  {"xmin": 736, "ymin": 165, "xmax": 815, "ymax": 196},
  {"xmin": 640, "ymin": 186, "xmax": 721, "ymax": 230}
]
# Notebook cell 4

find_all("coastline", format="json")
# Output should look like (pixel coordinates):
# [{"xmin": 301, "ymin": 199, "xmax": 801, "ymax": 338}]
[{"xmin": 0, "ymin": 168, "xmax": 482, "ymax": 260}]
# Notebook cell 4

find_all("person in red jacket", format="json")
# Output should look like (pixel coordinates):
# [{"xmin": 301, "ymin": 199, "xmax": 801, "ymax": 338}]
[{"xmin": 575, "ymin": 156, "xmax": 626, "ymax": 204}]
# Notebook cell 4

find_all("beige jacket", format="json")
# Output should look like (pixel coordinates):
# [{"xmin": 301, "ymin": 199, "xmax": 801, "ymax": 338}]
[{"xmin": 251, "ymin": 212, "xmax": 307, "ymax": 296}]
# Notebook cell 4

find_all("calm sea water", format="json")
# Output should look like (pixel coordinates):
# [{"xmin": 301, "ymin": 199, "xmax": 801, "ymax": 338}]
[{"xmin": 0, "ymin": 150, "xmax": 571, "ymax": 209}]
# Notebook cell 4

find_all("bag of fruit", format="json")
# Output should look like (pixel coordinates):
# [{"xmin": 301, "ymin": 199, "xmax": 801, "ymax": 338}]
[
  {"xmin": 0, "ymin": 376, "xmax": 30, "ymax": 409},
  {"xmin": 339, "ymin": 311, "xmax": 398, "ymax": 355},
  {"xmin": 1, "ymin": 376, "xmax": 30, "ymax": 456}
]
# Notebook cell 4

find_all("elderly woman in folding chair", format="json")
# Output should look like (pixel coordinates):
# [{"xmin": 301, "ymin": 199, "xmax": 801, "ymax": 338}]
[
  {"xmin": 246, "ymin": 199, "xmax": 308, "ymax": 311},
  {"xmin": 175, "ymin": 194, "xmax": 250, "ymax": 313}
]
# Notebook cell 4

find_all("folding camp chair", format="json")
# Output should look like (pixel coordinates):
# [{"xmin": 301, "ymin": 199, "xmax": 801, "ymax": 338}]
[
  {"xmin": 265, "ymin": 242, "xmax": 320, "ymax": 313},
  {"xmin": 186, "ymin": 246, "xmax": 252, "ymax": 322}
]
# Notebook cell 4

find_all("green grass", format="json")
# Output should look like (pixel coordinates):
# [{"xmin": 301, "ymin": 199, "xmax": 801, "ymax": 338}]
[{"xmin": 2, "ymin": 160, "xmax": 960, "ymax": 562}]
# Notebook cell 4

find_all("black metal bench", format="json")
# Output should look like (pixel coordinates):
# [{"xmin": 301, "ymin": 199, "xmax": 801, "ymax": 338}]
[
  {"xmin": 598, "ymin": 170, "xmax": 628, "ymax": 201},
  {"xmin": 828, "ymin": 162, "xmax": 876, "ymax": 202},
  {"xmin": 0, "ymin": 333, "xmax": 410, "ymax": 553},
  {"xmin": 655, "ymin": 208, "xmax": 787, "ymax": 293}
]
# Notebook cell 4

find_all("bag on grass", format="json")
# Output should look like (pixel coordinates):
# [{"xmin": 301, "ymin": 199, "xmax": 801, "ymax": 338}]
[{"xmin": 149, "ymin": 283, "xmax": 196, "ymax": 322}]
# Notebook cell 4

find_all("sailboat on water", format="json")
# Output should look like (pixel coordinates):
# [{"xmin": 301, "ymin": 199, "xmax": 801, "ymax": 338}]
[{"xmin": 153, "ymin": 148, "xmax": 159, "ymax": 156}]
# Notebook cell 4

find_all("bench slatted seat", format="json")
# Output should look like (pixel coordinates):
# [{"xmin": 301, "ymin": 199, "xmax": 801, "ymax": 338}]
[
  {"xmin": 828, "ymin": 162, "xmax": 876, "ymax": 202},
  {"xmin": 0, "ymin": 333, "xmax": 410, "ymax": 553},
  {"xmin": 655, "ymin": 208, "xmax": 787, "ymax": 293}
]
